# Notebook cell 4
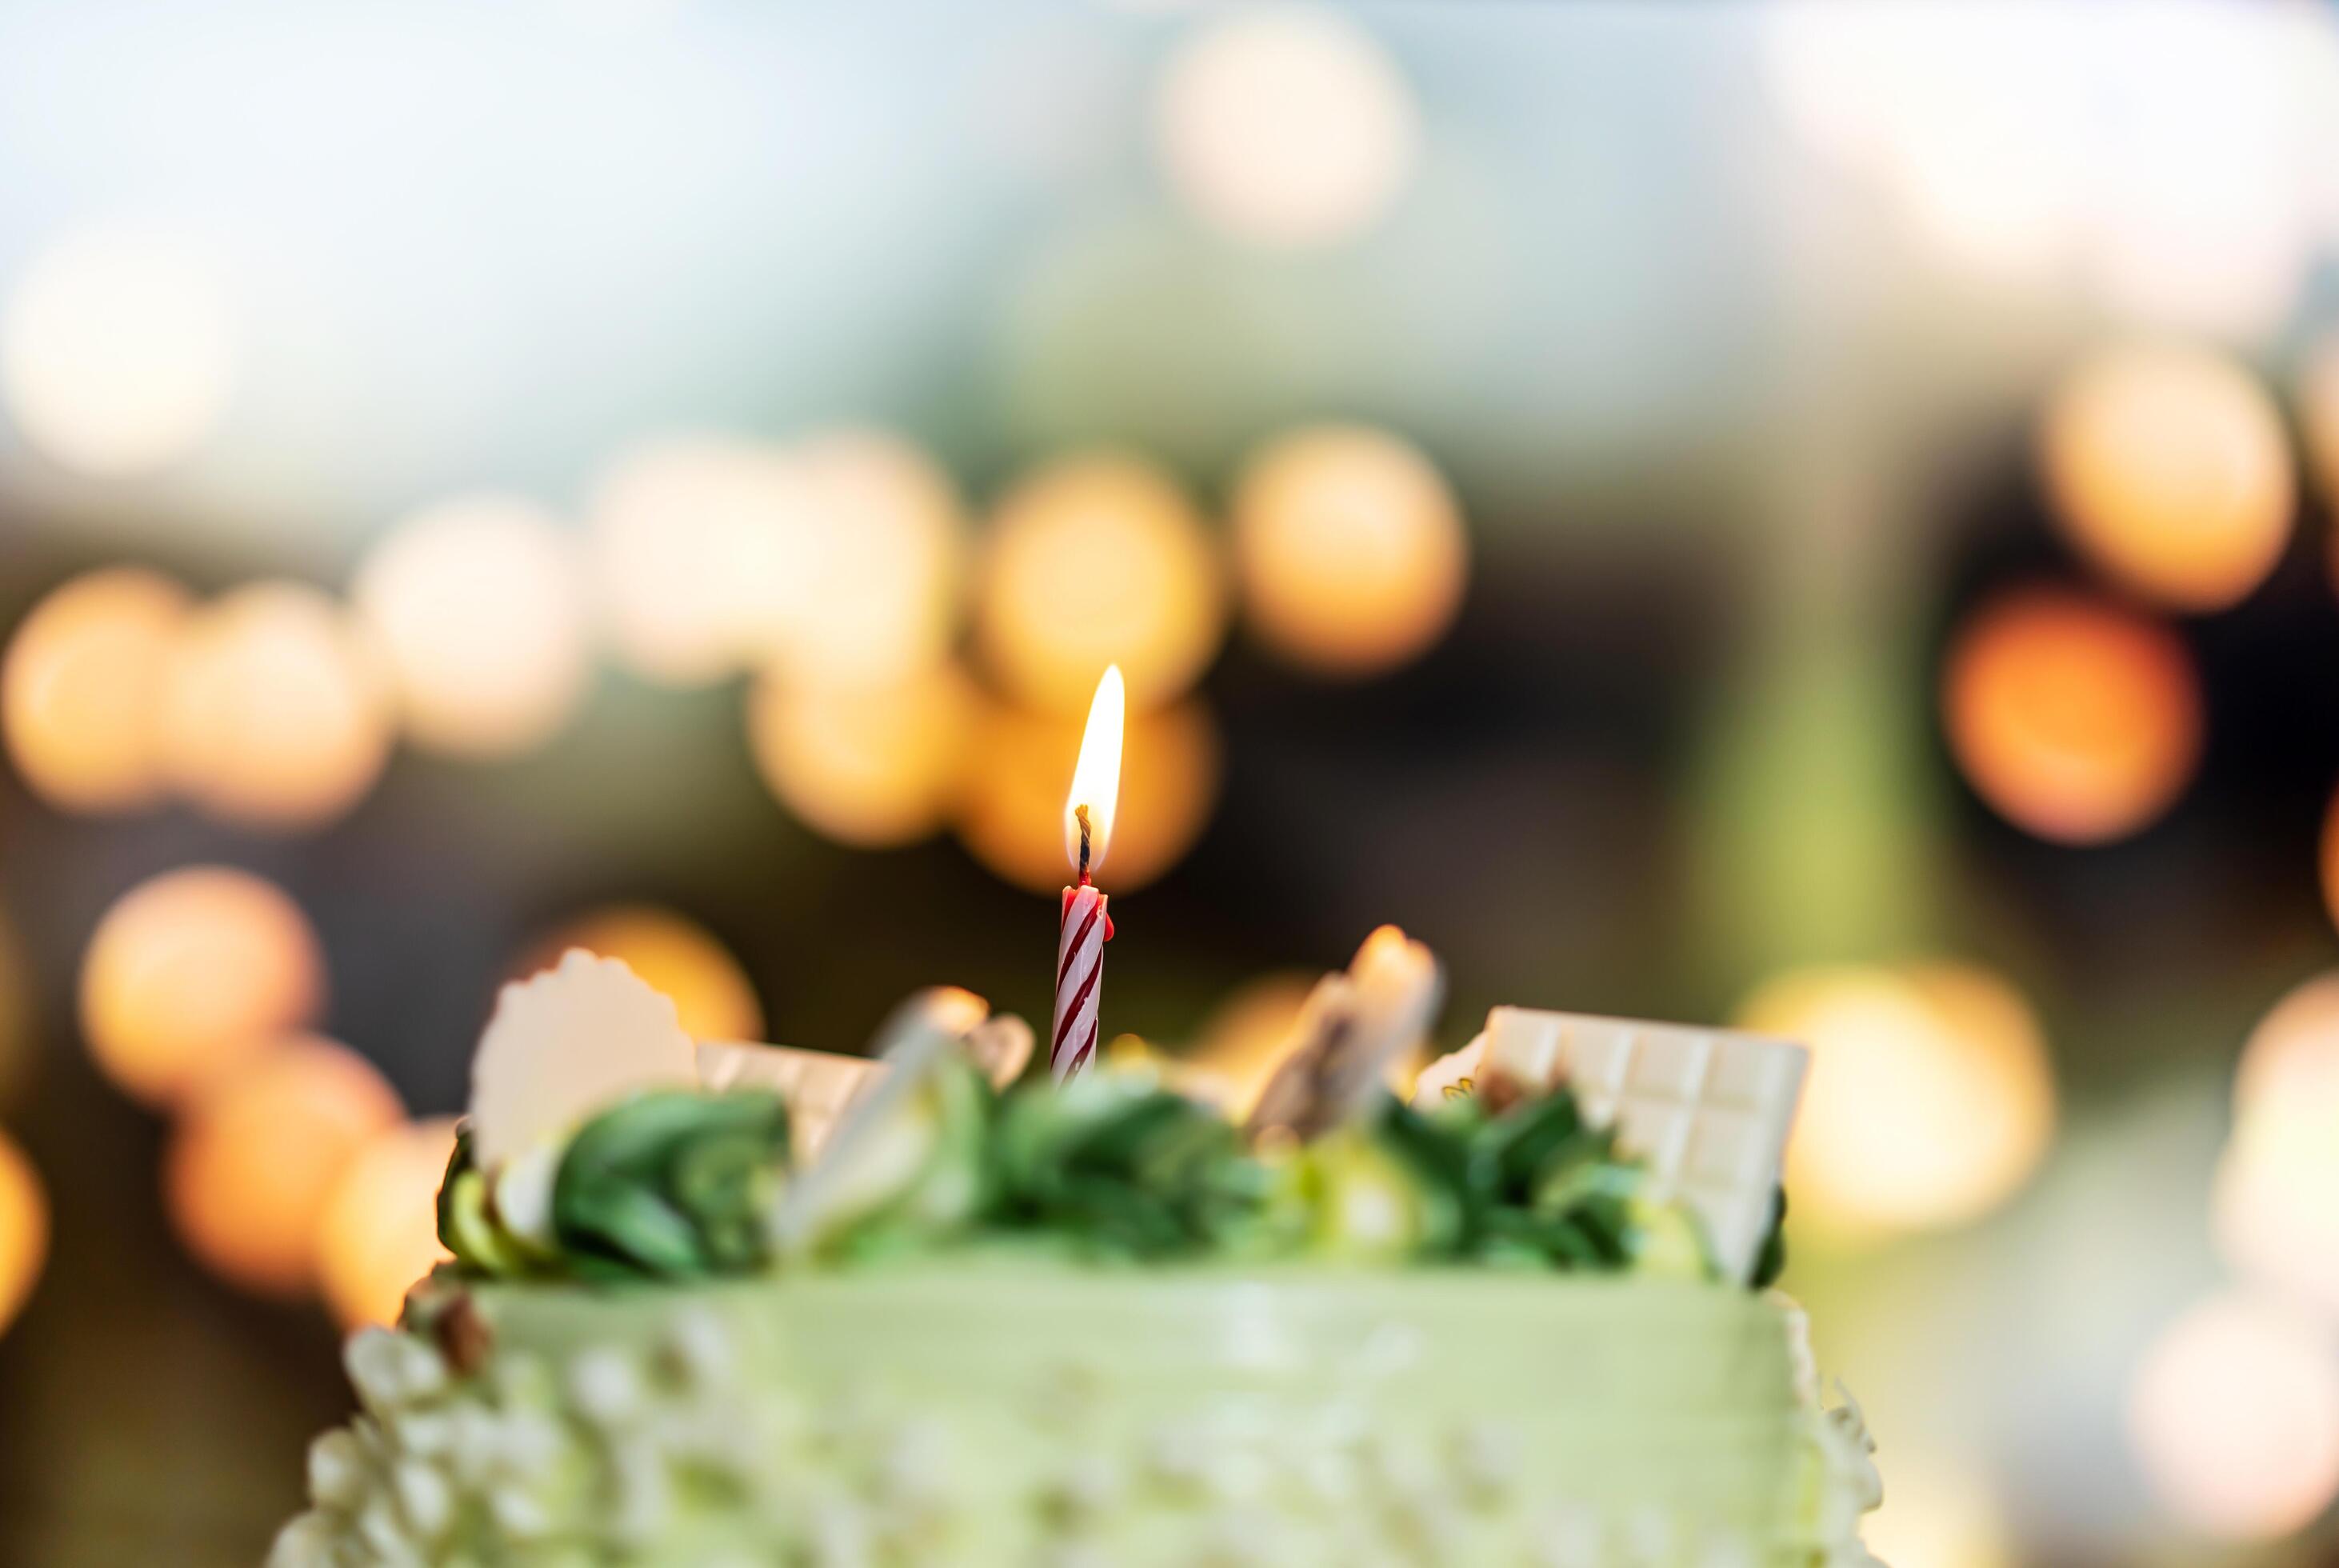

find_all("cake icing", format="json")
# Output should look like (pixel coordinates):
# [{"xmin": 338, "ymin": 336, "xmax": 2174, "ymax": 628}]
[
  {"xmin": 278, "ymin": 1271, "xmax": 1883, "ymax": 1566},
  {"xmin": 271, "ymin": 938, "xmax": 1888, "ymax": 1566}
]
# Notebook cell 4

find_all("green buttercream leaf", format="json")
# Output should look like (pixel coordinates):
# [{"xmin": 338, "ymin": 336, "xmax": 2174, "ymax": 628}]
[
  {"xmin": 986, "ymin": 1071, "xmax": 1265, "ymax": 1260},
  {"xmin": 551, "ymin": 1089, "xmax": 791, "ymax": 1279}
]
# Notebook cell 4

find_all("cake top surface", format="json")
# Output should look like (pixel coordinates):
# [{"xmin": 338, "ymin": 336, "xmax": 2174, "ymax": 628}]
[{"xmin": 421, "ymin": 930, "xmax": 1805, "ymax": 1314}]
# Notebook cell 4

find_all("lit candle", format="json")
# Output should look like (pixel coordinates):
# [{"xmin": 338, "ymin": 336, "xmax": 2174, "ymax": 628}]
[{"xmin": 1053, "ymin": 666, "xmax": 1125, "ymax": 1082}]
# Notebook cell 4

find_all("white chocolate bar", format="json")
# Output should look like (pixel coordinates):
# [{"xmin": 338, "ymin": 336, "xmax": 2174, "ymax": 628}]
[
  {"xmin": 697, "ymin": 989, "xmax": 1026, "ymax": 1158},
  {"xmin": 696, "ymin": 1041, "xmax": 885, "ymax": 1158},
  {"xmin": 1413, "ymin": 1007, "xmax": 1807, "ymax": 1283}
]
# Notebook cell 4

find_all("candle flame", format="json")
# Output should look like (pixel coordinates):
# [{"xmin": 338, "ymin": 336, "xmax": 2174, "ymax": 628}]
[{"xmin": 1064, "ymin": 665, "xmax": 1126, "ymax": 875}]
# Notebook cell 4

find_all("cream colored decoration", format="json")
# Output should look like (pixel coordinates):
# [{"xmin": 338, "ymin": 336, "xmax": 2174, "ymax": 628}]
[
  {"xmin": 696, "ymin": 1040, "xmax": 886, "ymax": 1158},
  {"xmin": 468, "ymin": 950, "xmax": 697, "ymax": 1170},
  {"xmin": 1249, "ymin": 926, "xmax": 1444, "ymax": 1141},
  {"xmin": 697, "ymin": 988, "xmax": 1030, "ymax": 1158}
]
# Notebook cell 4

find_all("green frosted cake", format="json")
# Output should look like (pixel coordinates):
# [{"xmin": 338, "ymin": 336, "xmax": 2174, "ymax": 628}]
[{"xmin": 271, "ymin": 944, "xmax": 1887, "ymax": 1566}]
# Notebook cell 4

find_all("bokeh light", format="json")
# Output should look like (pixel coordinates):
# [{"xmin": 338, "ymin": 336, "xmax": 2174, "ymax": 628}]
[
  {"xmin": 1761, "ymin": 6, "xmax": 2085, "ymax": 281},
  {"xmin": 2079, "ymin": 10, "xmax": 2322, "ymax": 340},
  {"xmin": 2213, "ymin": 1096, "xmax": 2339, "ymax": 1314},
  {"xmin": 79, "ymin": 866, "xmax": 326, "ymax": 1109},
  {"xmin": 2233, "ymin": 970, "xmax": 2339, "ymax": 1120},
  {"xmin": 0, "ymin": 225, "xmax": 237, "ymax": 474},
  {"xmin": 2303, "ymin": 332, "xmax": 2339, "ymax": 510},
  {"xmin": 315, "ymin": 1117, "xmax": 458, "ymax": 1330},
  {"xmin": 1736, "ymin": 961, "xmax": 2057, "ymax": 1240},
  {"xmin": 163, "ymin": 1037, "xmax": 402, "ymax": 1300},
  {"xmin": 1180, "ymin": 971, "xmax": 1317, "ymax": 1116},
  {"xmin": 975, "ymin": 452, "xmax": 1226, "ymax": 714},
  {"xmin": 1, "ymin": 568, "xmax": 191, "ymax": 814},
  {"xmin": 1761, "ymin": 6, "xmax": 2325, "ymax": 337},
  {"xmin": 588, "ymin": 435, "xmax": 808, "ymax": 687},
  {"xmin": 351, "ymin": 494, "xmax": 594, "ymax": 759},
  {"xmin": 1231, "ymin": 425, "xmax": 1468, "ymax": 677},
  {"xmin": 2128, "ymin": 1291, "xmax": 2339, "ymax": 1541},
  {"xmin": 2317, "ymin": 788, "xmax": 2339, "ymax": 945},
  {"xmin": 159, "ymin": 582, "xmax": 393, "ymax": 830},
  {"xmin": 954, "ymin": 696, "xmax": 1222, "ymax": 894},
  {"xmin": 1941, "ymin": 587, "xmax": 2201, "ymax": 846},
  {"xmin": 2039, "ymin": 343, "xmax": 2292, "ymax": 613},
  {"xmin": 747, "ymin": 662, "xmax": 976, "ymax": 849},
  {"xmin": 1154, "ymin": 3, "xmax": 1420, "ymax": 250},
  {"xmin": 1861, "ymin": 1452, "xmax": 2013, "ymax": 1568},
  {"xmin": 2214, "ymin": 975, "xmax": 2339, "ymax": 1314},
  {"xmin": 0, "ymin": 1128, "xmax": 45, "ymax": 1338},
  {"xmin": 755, "ymin": 429, "xmax": 968, "ymax": 688},
  {"xmin": 520, "ymin": 906, "xmax": 763, "ymax": 1044}
]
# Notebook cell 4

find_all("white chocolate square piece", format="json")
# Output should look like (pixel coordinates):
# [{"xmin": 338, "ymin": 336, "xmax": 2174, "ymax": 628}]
[{"xmin": 1416, "ymin": 1007, "xmax": 1807, "ymax": 1283}]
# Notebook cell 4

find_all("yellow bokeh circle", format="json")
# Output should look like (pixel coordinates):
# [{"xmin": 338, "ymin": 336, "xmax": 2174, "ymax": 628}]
[
  {"xmin": 765, "ymin": 430, "xmax": 970, "ymax": 688},
  {"xmin": 976, "ymin": 453, "xmax": 1227, "ymax": 715},
  {"xmin": 2128, "ymin": 1292, "xmax": 2339, "ymax": 1541},
  {"xmin": 160, "ymin": 582, "xmax": 393, "ymax": 831},
  {"xmin": 2040, "ymin": 343, "xmax": 2293, "ymax": 613},
  {"xmin": 1735, "ymin": 960, "xmax": 2057, "ymax": 1240},
  {"xmin": 588, "ymin": 435, "xmax": 806, "ymax": 687},
  {"xmin": 316, "ymin": 1118, "xmax": 458, "ymax": 1330},
  {"xmin": 747, "ymin": 663, "xmax": 977, "ymax": 849},
  {"xmin": 2214, "ymin": 1098, "xmax": 2339, "ymax": 1316},
  {"xmin": 2302, "ymin": 332, "xmax": 2339, "ymax": 514},
  {"xmin": 0, "ymin": 1128, "xmax": 46, "ymax": 1338},
  {"xmin": 352, "ymin": 494, "xmax": 594, "ymax": 759},
  {"xmin": 0, "ymin": 226, "xmax": 238, "ymax": 475},
  {"xmin": 1, "ymin": 567, "xmax": 191, "ymax": 814},
  {"xmin": 79, "ymin": 866, "xmax": 326, "ymax": 1109},
  {"xmin": 1154, "ymin": 6, "xmax": 1421, "ymax": 250},
  {"xmin": 1233, "ymin": 425, "xmax": 1467, "ymax": 676},
  {"xmin": 1942, "ymin": 587, "xmax": 2201, "ymax": 845},
  {"xmin": 2233, "ymin": 971, "xmax": 2339, "ymax": 1122},
  {"xmin": 164, "ymin": 1037, "xmax": 403, "ymax": 1299}
]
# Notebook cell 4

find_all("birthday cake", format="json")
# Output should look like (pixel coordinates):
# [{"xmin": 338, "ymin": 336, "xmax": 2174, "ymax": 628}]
[{"xmin": 269, "ymin": 940, "xmax": 1887, "ymax": 1567}]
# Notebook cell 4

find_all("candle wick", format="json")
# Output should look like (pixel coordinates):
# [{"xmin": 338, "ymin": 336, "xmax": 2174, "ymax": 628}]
[{"xmin": 1075, "ymin": 804, "xmax": 1092, "ymax": 886}]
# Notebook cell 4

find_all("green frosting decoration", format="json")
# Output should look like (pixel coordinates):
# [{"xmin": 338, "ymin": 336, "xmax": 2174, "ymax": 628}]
[
  {"xmin": 785, "ymin": 1050, "xmax": 992, "ymax": 1262},
  {"xmin": 1310, "ymin": 1094, "xmax": 1713, "ymax": 1278},
  {"xmin": 439, "ymin": 1090, "xmax": 793, "ymax": 1282},
  {"xmin": 988, "ymin": 1069, "xmax": 1277, "ymax": 1260},
  {"xmin": 436, "ymin": 1061, "xmax": 1737, "ymax": 1287},
  {"xmin": 554, "ymin": 1089, "xmax": 792, "ymax": 1277},
  {"xmin": 435, "ymin": 1132, "xmax": 524, "ymax": 1277}
]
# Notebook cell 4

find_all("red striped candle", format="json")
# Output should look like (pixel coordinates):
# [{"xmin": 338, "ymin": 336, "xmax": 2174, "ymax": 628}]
[
  {"xmin": 1051, "ymin": 667, "xmax": 1124, "ymax": 1083},
  {"xmin": 1053, "ymin": 870, "xmax": 1110, "ymax": 1082}
]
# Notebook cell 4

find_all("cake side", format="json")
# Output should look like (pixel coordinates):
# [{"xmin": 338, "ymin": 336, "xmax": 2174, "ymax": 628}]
[
  {"xmin": 274, "ymin": 1267, "xmax": 1882, "ymax": 1567},
  {"xmin": 273, "ymin": 946, "xmax": 1886, "ymax": 1566}
]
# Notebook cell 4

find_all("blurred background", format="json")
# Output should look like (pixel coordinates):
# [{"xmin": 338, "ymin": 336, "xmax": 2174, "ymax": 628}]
[{"xmin": 3, "ymin": 0, "xmax": 2339, "ymax": 1562}]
